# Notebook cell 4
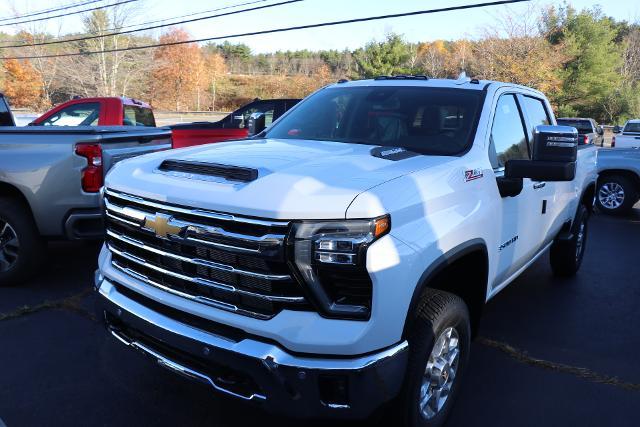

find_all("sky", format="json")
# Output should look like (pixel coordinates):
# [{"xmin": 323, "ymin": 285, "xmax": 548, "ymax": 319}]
[{"xmin": 0, "ymin": 0, "xmax": 638, "ymax": 53}]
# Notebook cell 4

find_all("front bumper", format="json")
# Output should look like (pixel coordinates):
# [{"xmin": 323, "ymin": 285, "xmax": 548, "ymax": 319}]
[{"xmin": 95, "ymin": 274, "xmax": 409, "ymax": 419}]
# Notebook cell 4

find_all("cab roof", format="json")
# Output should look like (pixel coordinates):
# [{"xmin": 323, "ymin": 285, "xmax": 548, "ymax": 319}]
[{"xmin": 329, "ymin": 76, "xmax": 546, "ymax": 97}]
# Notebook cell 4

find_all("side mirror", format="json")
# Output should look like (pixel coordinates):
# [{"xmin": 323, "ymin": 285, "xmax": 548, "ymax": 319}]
[
  {"xmin": 247, "ymin": 112, "xmax": 266, "ymax": 137},
  {"xmin": 613, "ymin": 126, "xmax": 622, "ymax": 134},
  {"xmin": 505, "ymin": 125, "xmax": 577, "ymax": 182},
  {"xmin": 597, "ymin": 126, "xmax": 604, "ymax": 135}
]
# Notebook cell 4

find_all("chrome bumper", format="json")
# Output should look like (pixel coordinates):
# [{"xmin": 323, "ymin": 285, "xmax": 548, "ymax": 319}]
[{"xmin": 95, "ymin": 275, "xmax": 409, "ymax": 418}]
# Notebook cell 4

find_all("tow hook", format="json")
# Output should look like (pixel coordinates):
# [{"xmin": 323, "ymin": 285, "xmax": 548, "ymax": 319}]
[{"xmin": 262, "ymin": 356, "xmax": 300, "ymax": 399}]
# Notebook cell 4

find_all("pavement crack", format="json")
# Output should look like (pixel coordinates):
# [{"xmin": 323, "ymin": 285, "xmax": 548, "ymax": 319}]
[
  {"xmin": 478, "ymin": 337, "xmax": 640, "ymax": 392},
  {"xmin": 0, "ymin": 289, "xmax": 96, "ymax": 322}
]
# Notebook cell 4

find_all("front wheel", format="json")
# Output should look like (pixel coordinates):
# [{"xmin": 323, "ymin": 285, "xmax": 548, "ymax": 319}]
[
  {"xmin": 400, "ymin": 289, "xmax": 470, "ymax": 427},
  {"xmin": 550, "ymin": 205, "xmax": 589, "ymax": 277}
]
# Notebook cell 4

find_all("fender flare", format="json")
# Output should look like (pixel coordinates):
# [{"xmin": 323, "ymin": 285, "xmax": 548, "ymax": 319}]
[{"xmin": 401, "ymin": 238, "xmax": 488, "ymax": 338}]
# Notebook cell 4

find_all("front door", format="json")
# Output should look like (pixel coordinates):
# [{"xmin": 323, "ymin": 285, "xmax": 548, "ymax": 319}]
[{"xmin": 489, "ymin": 93, "xmax": 545, "ymax": 288}]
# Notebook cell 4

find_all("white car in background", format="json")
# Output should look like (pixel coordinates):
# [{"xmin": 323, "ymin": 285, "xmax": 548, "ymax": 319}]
[{"xmin": 612, "ymin": 120, "xmax": 640, "ymax": 148}]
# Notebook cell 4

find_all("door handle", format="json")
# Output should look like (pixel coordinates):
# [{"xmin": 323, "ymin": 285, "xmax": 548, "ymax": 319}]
[{"xmin": 533, "ymin": 182, "xmax": 546, "ymax": 190}]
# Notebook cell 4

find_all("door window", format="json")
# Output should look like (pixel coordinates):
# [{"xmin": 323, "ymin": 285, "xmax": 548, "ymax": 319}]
[
  {"xmin": 40, "ymin": 103, "xmax": 101, "ymax": 126},
  {"xmin": 228, "ymin": 102, "xmax": 276, "ymax": 129},
  {"xmin": 521, "ymin": 96, "xmax": 550, "ymax": 140},
  {"xmin": 489, "ymin": 94, "xmax": 529, "ymax": 169}
]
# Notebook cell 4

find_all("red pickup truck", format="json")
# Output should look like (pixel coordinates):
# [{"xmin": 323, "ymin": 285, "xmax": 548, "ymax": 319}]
[
  {"xmin": 30, "ymin": 97, "xmax": 156, "ymax": 127},
  {"xmin": 170, "ymin": 98, "xmax": 300, "ymax": 148}
]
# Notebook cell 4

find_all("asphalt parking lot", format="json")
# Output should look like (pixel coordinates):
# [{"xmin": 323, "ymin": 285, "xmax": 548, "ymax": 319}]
[{"xmin": 1, "ymin": 206, "xmax": 639, "ymax": 427}]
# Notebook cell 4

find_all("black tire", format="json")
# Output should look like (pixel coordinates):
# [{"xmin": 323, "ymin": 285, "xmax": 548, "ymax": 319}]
[
  {"xmin": 596, "ymin": 175, "xmax": 638, "ymax": 216},
  {"xmin": 0, "ymin": 197, "xmax": 45, "ymax": 286},
  {"xmin": 550, "ymin": 205, "xmax": 589, "ymax": 277},
  {"xmin": 400, "ymin": 289, "xmax": 471, "ymax": 427}
]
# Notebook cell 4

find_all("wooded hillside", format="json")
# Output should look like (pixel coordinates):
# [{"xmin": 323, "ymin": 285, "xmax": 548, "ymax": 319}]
[{"xmin": 1, "ymin": 3, "xmax": 638, "ymax": 123}]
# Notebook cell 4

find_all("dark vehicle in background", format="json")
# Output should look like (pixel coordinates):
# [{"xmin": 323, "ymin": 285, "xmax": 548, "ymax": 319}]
[
  {"xmin": 171, "ymin": 98, "xmax": 300, "ymax": 148},
  {"xmin": 0, "ymin": 94, "xmax": 16, "ymax": 126},
  {"xmin": 557, "ymin": 117, "xmax": 604, "ymax": 146},
  {"xmin": 29, "ymin": 97, "xmax": 156, "ymax": 127}
]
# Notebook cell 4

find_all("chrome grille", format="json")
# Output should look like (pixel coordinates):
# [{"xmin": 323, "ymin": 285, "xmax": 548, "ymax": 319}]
[{"xmin": 103, "ymin": 189, "xmax": 308, "ymax": 319}]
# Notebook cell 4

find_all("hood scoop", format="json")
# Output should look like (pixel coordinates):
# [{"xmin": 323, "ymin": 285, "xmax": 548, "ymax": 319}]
[{"xmin": 158, "ymin": 159, "xmax": 258, "ymax": 182}]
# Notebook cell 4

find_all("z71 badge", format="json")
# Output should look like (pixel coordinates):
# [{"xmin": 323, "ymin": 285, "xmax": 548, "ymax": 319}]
[{"xmin": 464, "ymin": 168, "xmax": 484, "ymax": 182}]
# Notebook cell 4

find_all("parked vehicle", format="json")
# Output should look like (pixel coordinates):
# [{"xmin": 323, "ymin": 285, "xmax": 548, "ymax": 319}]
[
  {"xmin": 95, "ymin": 76, "xmax": 597, "ymax": 426},
  {"xmin": 29, "ymin": 97, "xmax": 156, "ymax": 127},
  {"xmin": 612, "ymin": 120, "xmax": 640, "ymax": 148},
  {"xmin": 557, "ymin": 117, "xmax": 604, "ymax": 146},
  {"xmin": 0, "ymin": 94, "xmax": 16, "ymax": 126},
  {"xmin": 170, "ymin": 98, "xmax": 300, "ymax": 148},
  {"xmin": 596, "ymin": 148, "xmax": 640, "ymax": 215},
  {"xmin": 0, "ymin": 94, "xmax": 170, "ymax": 286}
]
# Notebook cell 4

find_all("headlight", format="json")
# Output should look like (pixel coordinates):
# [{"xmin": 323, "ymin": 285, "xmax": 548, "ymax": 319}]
[{"xmin": 288, "ymin": 215, "xmax": 390, "ymax": 320}]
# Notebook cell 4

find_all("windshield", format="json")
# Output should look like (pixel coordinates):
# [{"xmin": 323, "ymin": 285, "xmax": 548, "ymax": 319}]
[
  {"xmin": 557, "ymin": 119, "xmax": 593, "ymax": 133},
  {"xmin": 264, "ymin": 86, "xmax": 484, "ymax": 155},
  {"xmin": 623, "ymin": 122, "xmax": 640, "ymax": 133}
]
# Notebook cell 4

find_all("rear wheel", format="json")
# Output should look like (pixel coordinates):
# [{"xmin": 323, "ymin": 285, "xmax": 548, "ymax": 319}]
[
  {"xmin": 596, "ymin": 175, "xmax": 637, "ymax": 215},
  {"xmin": 0, "ymin": 198, "xmax": 45, "ymax": 286},
  {"xmin": 550, "ymin": 205, "xmax": 589, "ymax": 277},
  {"xmin": 400, "ymin": 289, "xmax": 470, "ymax": 427}
]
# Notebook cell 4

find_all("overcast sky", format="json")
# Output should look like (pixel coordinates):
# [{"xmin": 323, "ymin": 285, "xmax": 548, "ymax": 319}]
[{"xmin": 1, "ymin": 0, "xmax": 638, "ymax": 53}]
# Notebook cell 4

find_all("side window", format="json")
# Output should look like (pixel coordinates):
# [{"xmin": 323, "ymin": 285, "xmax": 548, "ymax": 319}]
[
  {"xmin": 123, "ymin": 106, "xmax": 156, "ymax": 127},
  {"xmin": 521, "ymin": 95, "xmax": 550, "ymax": 139},
  {"xmin": 40, "ymin": 103, "xmax": 101, "ymax": 126},
  {"xmin": 489, "ymin": 94, "xmax": 529, "ymax": 169},
  {"xmin": 228, "ymin": 102, "xmax": 276, "ymax": 129}
]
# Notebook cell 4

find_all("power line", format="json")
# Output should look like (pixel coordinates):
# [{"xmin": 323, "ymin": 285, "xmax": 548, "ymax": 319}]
[
  {"xmin": 0, "ymin": 0, "xmax": 139, "ymax": 28},
  {"xmin": 1, "ymin": 0, "xmax": 301, "ymax": 48},
  {"xmin": 0, "ymin": 0, "xmax": 105, "ymax": 23},
  {"xmin": 1, "ymin": 0, "xmax": 531, "ymax": 60},
  {"xmin": 0, "ymin": 0, "xmax": 273, "ymax": 43}
]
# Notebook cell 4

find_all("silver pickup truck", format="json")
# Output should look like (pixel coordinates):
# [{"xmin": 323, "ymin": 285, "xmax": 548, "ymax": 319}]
[
  {"xmin": 0, "ymin": 123, "xmax": 171, "ymax": 286},
  {"xmin": 596, "ymin": 148, "xmax": 640, "ymax": 215}
]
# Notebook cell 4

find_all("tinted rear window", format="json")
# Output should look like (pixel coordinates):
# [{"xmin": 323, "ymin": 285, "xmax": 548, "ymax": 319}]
[
  {"xmin": 623, "ymin": 122, "xmax": 640, "ymax": 133},
  {"xmin": 123, "ymin": 105, "xmax": 156, "ymax": 127},
  {"xmin": 557, "ymin": 119, "xmax": 593, "ymax": 133}
]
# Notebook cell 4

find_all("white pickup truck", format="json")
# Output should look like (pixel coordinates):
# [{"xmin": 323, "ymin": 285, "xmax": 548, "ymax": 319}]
[
  {"xmin": 94, "ymin": 76, "xmax": 597, "ymax": 426},
  {"xmin": 612, "ymin": 119, "xmax": 640, "ymax": 148}
]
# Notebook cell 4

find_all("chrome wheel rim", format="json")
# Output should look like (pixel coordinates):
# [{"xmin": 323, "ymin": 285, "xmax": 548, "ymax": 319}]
[
  {"xmin": 419, "ymin": 327, "xmax": 460, "ymax": 420},
  {"xmin": 0, "ymin": 219, "xmax": 19, "ymax": 272},
  {"xmin": 575, "ymin": 220, "xmax": 586, "ymax": 261},
  {"xmin": 598, "ymin": 183, "xmax": 625, "ymax": 210}
]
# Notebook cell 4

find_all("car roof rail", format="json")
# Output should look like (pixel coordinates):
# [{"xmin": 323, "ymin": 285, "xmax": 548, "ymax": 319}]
[
  {"xmin": 337, "ymin": 78, "xmax": 349, "ymax": 83},
  {"xmin": 374, "ymin": 75, "xmax": 429, "ymax": 81}
]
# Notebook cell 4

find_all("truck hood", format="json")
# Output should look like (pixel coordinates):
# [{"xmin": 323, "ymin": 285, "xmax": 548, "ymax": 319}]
[{"xmin": 105, "ymin": 138, "xmax": 452, "ymax": 219}]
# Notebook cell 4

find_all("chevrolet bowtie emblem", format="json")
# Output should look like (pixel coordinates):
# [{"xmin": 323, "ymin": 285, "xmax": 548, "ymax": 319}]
[{"xmin": 145, "ymin": 213, "xmax": 183, "ymax": 239}]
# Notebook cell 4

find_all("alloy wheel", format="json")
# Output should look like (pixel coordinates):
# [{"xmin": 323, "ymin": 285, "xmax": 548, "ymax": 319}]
[
  {"xmin": 419, "ymin": 327, "xmax": 460, "ymax": 420},
  {"xmin": 575, "ymin": 219, "xmax": 586, "ymax": 261},
  {"xmin": 0, "ymin": 219, "xmax": 19, "ymax": 272},
  {"xmin": 598, "ymin": 182, "xmax": 625, "ymax": 210}
]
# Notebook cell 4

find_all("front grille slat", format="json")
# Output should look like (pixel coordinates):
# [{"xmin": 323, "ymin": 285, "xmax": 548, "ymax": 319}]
[{"xmin": 104, "ymin": 189, "xmax": 308, "ymax": 320}]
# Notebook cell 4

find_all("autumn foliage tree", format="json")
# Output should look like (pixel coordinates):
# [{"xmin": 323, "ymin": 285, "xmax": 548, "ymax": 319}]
[
  {"xmin": 151, "ymin": 29, "xmax": 202, "ymax": 111},
  {"xmin": 1, "ymin": 59, "xmax": 43, "ymax": 108}
]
